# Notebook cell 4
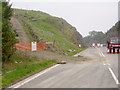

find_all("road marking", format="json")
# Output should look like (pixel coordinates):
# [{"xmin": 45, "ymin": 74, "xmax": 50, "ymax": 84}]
[
  {"xmin": 97, "ymin": 48, "xmax": 105, "ymax": 57},
  {"xmin": 108, "ymin": 67, "xmax": 119, "ymax": 84},
  {"xmin": 97, "ymin": 48, "xmax": 119, "ymax": 85},
  {"xmin": 97, "ymin": 48, "xmax": 111, "ymax": 65},
  {"xmin": 9, "ymin": 64, "xmax": 60, "ymax": 88},
  {"xmin": 97, "ymin": 48, "xmax": 107, "ymax": 66},
  {"xmin": 101, "ymin": 52, "xmax": 105, "ymax": 57}
]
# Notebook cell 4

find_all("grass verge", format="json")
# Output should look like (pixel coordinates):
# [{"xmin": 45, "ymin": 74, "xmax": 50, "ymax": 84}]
[
  {"xmin": 2, "ymin": 51, "xmax": 57, "ymax": 87},
  {"xmin": 67, "ymin": 47, "xmax": 87, "ymax": 56}
]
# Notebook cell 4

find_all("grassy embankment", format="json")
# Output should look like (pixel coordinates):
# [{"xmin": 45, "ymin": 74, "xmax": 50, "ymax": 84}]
[
  {"xmin": 14, "ymin": 9, "xmax": 80, "ymax": 53},
  {"xmin": 67, "ymin": 47, "xmax": 87, "ymax": 56},
  {"xmin": 2, "ymin": 51, "xmax": 57, "ymax": 87}
]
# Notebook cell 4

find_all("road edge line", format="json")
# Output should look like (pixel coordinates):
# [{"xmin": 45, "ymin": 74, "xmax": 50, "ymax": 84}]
[
  {"xmin": 97, "ymin": 47, "xmax": 119, "ymax": 85},
  {"xmin": 8, "ymin": 64, "xmax": 60, "ymax": 88},
  {"xmin": 108, "ymin": 67, "xmax": 119, "ymax": 85}
]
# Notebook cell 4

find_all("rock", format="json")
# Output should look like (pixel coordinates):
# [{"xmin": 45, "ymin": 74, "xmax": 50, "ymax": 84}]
[{"xmin": 57, "ymin": 60, "xmax": 67, "ymax": 64}]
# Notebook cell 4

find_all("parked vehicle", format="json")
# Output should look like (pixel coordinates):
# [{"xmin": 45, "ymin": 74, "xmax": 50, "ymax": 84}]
[{"xmin": 107, "ymin": 37, "xmax": 120, "ymax": 54}]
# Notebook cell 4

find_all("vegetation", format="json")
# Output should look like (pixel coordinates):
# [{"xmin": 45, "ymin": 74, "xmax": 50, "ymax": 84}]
[
  {"xmin": 2, "ymin": 1, "xmax": 17, "ymax": 62},
  {"xmin": 67, "ymin": 47, "xmax": 87, "ymax": 56},
  {"xmin": 2, "ymin": 2, "xmax": 57, "ymax": 87},
  {"xmin": 2, "ymin": 51, "xmax": 57, "ymax": 87},
  {"xmin": 0, "ymin": 2, "xmax": 2, "ymax": 88},
  {"xmin": 104, "ymin": 21, "xmax": 120, "ymax": 42},
  {"xmin": 1, "ymin": 1, "xmax": 87, "ymax": 88},
  {"xmin": 84, "ymin": 31, "xmax": 105, "ymax": 46},
  {"xmin": 12, "ymin": 9, "xmax": 84, "ymax": 53},
  {"xmin": 84, "ymin": 21, "xmax": 120, "ymax": 45},
  {"xmin": 0, "ymin": 2, "xmax": 2, "ymax": 48}
]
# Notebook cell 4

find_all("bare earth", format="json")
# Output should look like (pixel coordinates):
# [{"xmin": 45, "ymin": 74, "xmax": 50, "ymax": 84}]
[
  {"xmin": 11, "ymin": 17, "xmax": 29, "ymax": 43},
  {"xmin": 25, "ymin": 50, "xmax": 89, "ymax": 64}
]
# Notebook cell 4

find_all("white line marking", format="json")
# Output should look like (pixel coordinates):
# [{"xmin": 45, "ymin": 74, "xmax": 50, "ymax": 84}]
[
  {"xmin": 9, "ymin": 64, "xmax": 60, "ymax": 88},
  {"xmin": 103, "ymin": 63, "xmax": 106, "ymax": 65},
  {"xmin": 101, "ymin": 52, "xmax": 105, "ymax": 57},
  {"xmin": 96, "ymin": 48, "xmax": 119, "ymax": 85},
  {"xmin": 97, "ymin": 48, "xmax": 105, "ymax": 57},
  {"xmin": 97, "ymin": 48, "xmax": 111, "ymax": 66},
  {"xmin": 108, "ymin": 67, "xmax": 119, "ymax": 84}
]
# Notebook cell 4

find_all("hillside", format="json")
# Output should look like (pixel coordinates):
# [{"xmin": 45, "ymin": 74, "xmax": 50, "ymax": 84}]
[
  {"xmin": 11, "ymin": 9, "xmax": 84, "ymax": 53},
  {"xmin": 84, "ymin": 21, "xmax": 120, "ymax": 46},
  {"xmin": 83, "ymin": 31, "xmax": 105, "ymax": 46},
  {"xmin": 102, "ymin": 21, "xmax": 120, "ymax": 43}
]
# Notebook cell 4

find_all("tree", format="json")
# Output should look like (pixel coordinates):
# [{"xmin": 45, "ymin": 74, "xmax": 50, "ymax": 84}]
[
  {"xmin": 84, "ymin": 31, "xmax": 105, "ymax": 46},
  {"xmin": 2, "ymin": 1, "xmax": 17, "ymax": 62},
  {"xmin": 89, "ymin": 31, "xmax": 97, "ymax": 37}
]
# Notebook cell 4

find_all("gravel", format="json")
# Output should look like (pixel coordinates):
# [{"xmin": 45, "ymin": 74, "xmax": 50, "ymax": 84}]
[{"xmin": 25, "ymin": 50, "xmax": 90, "ymax": 64}]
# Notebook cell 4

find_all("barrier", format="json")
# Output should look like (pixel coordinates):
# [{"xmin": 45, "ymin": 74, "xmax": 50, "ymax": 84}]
[
  {"xmin": 14, "ymin": 42, "xmax": 46, "ymax": 51},
  {"xmin": 107, "ymin": 48, "xmax": 120, "ymax": 54},
  {"xmin": 37, "ymin": 42, "xmax": 46, "ymax": 50},
  {"xmin": 107, "ymin": 49, "xmax": 110, "ymax": 54},
  {"xmin": 15, "ymin": 43, "xmax": 31, "ymax": 51}
]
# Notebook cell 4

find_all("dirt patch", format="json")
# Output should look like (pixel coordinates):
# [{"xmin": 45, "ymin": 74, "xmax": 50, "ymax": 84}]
[
  {"xmin": 23, "ymin": 50, "xmax": 90, "ymax": 64},
  {"xmin": 11, "ymin": 17, "xmax": 29, "ymax": 43}
]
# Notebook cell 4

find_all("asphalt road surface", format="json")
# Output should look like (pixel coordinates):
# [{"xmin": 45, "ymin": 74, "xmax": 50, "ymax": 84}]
[{"xmin": 9, "ymin": 47, "xmax": 119, "ymax": 88}]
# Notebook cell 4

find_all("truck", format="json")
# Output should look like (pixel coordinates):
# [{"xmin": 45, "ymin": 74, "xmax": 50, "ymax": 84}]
[{"xmin": 107, "ymin": 37, "xmax": 120, "ymax": 54}]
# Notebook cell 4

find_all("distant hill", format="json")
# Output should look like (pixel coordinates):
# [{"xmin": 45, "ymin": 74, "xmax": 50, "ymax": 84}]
[
  {"xmin": 102, "ymin": 21, "xmax": 120, "ymax": 43},
  {"xmin": 11, "ymin": 9, "xmax": 84, "ymax": 53},
  {"xmin": 83, "ymin": 31, "xmax": 105, "ymax": 46},
  {"xmin": 83, "ymin": 21, "xmax": 120, "ymax": 46}
]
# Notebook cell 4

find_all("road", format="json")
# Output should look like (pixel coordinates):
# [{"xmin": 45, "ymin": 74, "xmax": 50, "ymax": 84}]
[{"xmin": 9, "ymin": 47, "xmax": 119, "ymax": 88}]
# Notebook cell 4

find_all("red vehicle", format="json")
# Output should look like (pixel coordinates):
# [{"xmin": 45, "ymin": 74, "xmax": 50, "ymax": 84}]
[{"xmin": 107, "ymin": 37, "xmax": 120, "ymax": 54}]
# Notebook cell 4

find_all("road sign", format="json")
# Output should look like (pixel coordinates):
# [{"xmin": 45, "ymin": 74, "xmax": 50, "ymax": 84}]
[{"xmin": 32, "ymin": 42, "xmax": 37, "ymax": 51}]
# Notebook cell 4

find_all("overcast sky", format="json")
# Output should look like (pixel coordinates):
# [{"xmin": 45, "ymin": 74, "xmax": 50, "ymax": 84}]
[{"xmin": 10, "ymin": 0, "xmax": 119, "ymax": 37}]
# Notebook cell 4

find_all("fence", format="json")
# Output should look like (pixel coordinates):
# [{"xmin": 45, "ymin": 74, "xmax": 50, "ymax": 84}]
[{"xmin": 14, "ymin": 42, "xmax": 46, "ymax": 51}]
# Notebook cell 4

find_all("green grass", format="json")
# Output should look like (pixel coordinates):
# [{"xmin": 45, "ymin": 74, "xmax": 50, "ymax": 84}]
[
  {"xmin": 2, "ymin": 52, "xmax": 57, "ymax": 87},
  {"xmin": 0, "ymin": 61, "xmax": 2, "ymax": 87},
  {"xmin": 67, "ymin": 47, "xmax": 87, "ymax": 56},
  {"xmin": 13, "ymin": 9, "xmax": 82, "ymax": 53},
  {"xmin": 19, "ymin": 17, "xmax": 78, "ymax": 52}
]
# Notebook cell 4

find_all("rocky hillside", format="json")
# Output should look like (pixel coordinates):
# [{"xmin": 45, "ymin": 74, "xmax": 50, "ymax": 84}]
[{"xmin": 11, "ymin": 9, "xmax": 84, "ymax": 53}]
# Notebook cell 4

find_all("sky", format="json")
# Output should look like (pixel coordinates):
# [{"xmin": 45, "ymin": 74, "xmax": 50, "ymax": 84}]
[{"xmin": 10, "ymin": 0, "xmax": 119, "ymax": 37}]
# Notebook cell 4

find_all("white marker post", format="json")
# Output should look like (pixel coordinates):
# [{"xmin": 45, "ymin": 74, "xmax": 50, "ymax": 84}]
[
  {"xmin": 92, "ymin": 43, "xmax": 95, "ymax": 47},
  {"xmin": 79, "ymin": 44, "xmax": 81, "ymax": 48},
  {"xmin": 31, "ymin": 42, "xmax": 37, "ymax": 51},
  {"xmin": 100, "ymin": 44, "xmax": 103, "ymax": 47}
]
